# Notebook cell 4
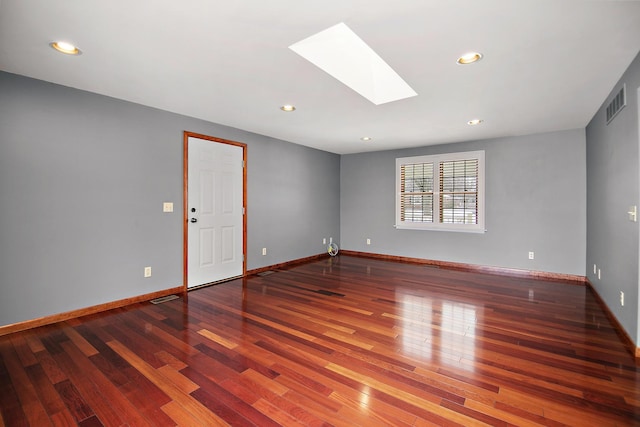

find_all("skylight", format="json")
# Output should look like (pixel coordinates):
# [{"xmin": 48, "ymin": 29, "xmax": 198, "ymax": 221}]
[{"xmin": 289, "ymin": 23, "xmax": 417, "ymax": 105}]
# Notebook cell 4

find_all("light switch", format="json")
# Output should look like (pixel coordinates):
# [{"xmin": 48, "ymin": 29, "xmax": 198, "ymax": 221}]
[
  {"xmin": 628, "ymin": 206, "xmax": 637, "ymax": 222},
  {"xmin": 163, "ymin": 202, "xmax": 174, "ymax": 213}
]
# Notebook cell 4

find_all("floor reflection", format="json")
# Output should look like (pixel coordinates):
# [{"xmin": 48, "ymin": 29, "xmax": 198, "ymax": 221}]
[{"xmin": 398, "ymin": 289, "xmax": 479, "ymax": 370}]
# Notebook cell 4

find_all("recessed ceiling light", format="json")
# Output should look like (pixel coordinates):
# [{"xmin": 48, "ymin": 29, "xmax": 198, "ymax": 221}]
[
  {"xmin": 280, "ymin": 105, "xmax": 296, "ymax": 112},
  {"xmin": 457, "ymin": 52, "xmax": 482, "ymax": 65},
  {"xmin": 50, "ymin": 41, "xmax": 81, "ymax": 55},
  {"xmin": 467, "ymin": 119, "xmax": 483, "ymax": 125},
  {"xmin": 360, "ymin": 137, "xmax": 372, "ymax": 141}
]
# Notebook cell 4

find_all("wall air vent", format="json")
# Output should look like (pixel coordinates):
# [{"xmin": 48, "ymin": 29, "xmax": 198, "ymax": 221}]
[{"xmin": 606, "ymin": 84, "xmax": 626, "ymax": 124}]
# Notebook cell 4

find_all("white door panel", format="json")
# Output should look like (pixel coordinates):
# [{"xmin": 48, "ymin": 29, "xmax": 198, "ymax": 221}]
[{"xmin": 221, "ymin": 226, "xmax": 235, "ymax": 263}]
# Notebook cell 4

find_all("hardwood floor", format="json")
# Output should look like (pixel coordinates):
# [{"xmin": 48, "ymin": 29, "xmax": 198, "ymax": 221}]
[{"xmin": 1, "ymin": 255, "xmax": 639, "ymax": 426}]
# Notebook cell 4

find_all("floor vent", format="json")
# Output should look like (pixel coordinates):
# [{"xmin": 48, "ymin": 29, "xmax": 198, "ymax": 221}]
[
  {"xmin": 257, "ymin": 270, "xmax": 276, "ymax": 276},
  {"xmin": 150, "ymin": 294, "xmax": 180, "ymax": 304},
  {"xmin": 606, "ymin": 84, "xmax": 626, "ymax": 124}
]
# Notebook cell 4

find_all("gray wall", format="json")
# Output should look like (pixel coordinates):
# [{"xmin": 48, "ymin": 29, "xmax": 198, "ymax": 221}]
[
  {"xmin": 340, "ymin": 129, "xmax": 587, "ymax": 276},
  {"xmin": 247, "ymin": 136, "xmax": 340, "ymax": 265},
  {"xmin": 0, "ymin": 71, "xmax": 340, "ymax": 326},
  {"xmin": 586, "ymin": 51, "xmax": 640, "ymax": 345}
]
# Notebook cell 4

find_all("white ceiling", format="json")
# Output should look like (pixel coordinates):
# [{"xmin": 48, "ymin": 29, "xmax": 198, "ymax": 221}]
[{"xmin": 1, "ymin": 1, "xmax": 640, "ymax": 154}]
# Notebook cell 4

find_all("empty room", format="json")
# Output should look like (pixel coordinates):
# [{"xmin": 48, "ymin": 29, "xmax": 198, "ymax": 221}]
[{"xmin": 1, "ymin": 1, "xmax": 640, "ymax": 426}]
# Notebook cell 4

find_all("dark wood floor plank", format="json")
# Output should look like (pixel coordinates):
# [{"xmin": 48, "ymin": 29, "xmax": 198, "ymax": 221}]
[
  {"xmin": 251, "ymin": 335, "xmax": 421, "ymax": 426},
  {"xmin": 119, "ymin": 381, "xmax": 176, "ymax": 427},
  {"xmin": 498, "ymin": 386, "xmax": 627, "ymax": 427},
  {"xmin": 2, "ymin": 255, "xmax": 640, "ymax": 425},
  {"xmin": 24, "ymin": 364, "xmax": 68, "ymax": 419},
  {"xmin": 0, "ymin": 342, "xmax": 52, "ymax": 426},
  {"xmin": 0, "ymin": 346, "xmax": 29, "ymax": 427},
  {"xmin": 76, "ymin": 415, "xmax": 103, "ymax": 427},
  {"xmin": 49, "ymin": 409, "xmax": 77, "ymax": 427},
  {"xmin": 8, "ymin": 335, "xmax": 38, "ymax": 368},
  {"xmin": 185, "ymin": 367, "xmax": 282, "ymax": 427},
  {"xmin": 52, "ymin": 348, "xmax": 123, "ymax": 426},
  {"xmin": 106, "ymin": 339, "xmax": 229, "ymax": 426},
  {"xmin": 61, "ymin": 338, "xmax": 168, "ymax": 427},
  {"xmin": 52, "ymin": 380, "xmax": 94, "ymax": 424},
  {"xmin": 60, "ymin": 327, "xmax": 98, "ymax": 358},
  {"xmin": 224, "ymin": 375, "xmax": 331, "ymax": 427},
  {"xmin": 248, "ymin": 398, "xmax": 308, "ymax": 427}
]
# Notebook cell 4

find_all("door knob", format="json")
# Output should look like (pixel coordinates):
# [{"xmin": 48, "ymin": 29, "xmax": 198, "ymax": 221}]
[{"xmin": 190, "ymin": 218, "xmax": 197, "ymax": 223}]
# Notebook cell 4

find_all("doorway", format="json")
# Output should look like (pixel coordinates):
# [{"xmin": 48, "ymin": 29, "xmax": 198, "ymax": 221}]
[{"xmin": 183, "ymin": 131, "xmax": 246, "ymax": 289}]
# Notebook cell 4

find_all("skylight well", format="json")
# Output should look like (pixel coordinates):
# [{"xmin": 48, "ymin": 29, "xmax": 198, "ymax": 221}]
[{"xmin": 289, "ymin": 23, "xmax": 417, "ymax": 105}]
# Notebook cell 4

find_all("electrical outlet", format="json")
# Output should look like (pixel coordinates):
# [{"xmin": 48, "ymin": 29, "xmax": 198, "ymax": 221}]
[
  {"xmin": 620, "ymin": 291, "xmax": 625, "ymax": 306},
  {"xmin": 366, "ymin": 238, "xmax": 371, "ymax": 245},
  {"xmin": 262, "ymin": 247, "xmax": 267, "ymax": 256},
  {"xmin": 528, "ymin": 251, "xmax": 534, "ymax": 260},
  {"xmin": 330, "ymin": 237, "xmax": 333, "ymax": 244},
  {"xmin": 593, "ymin": 264, "xmax": 597, "ymax": 274},
  {"xmin": 598, "ymin": 268, "xmax": 601, "ymax": 280},
  {"xmin": 144, "ymin": 266, "xmax": 152, "ymax": 278},
  {"xmin": 323, "ymin": 238, "xmax": 326, "ymax": 245}
]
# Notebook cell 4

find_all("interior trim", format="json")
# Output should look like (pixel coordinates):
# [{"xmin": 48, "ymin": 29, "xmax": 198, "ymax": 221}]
[
  {"xmin": 183, "ymin": 131, "xmax": 248, "ymax": 292},
  {"xmin": 585, "ymin": 279, "xmax": 639, "ymax": 358},
  {"xmin": 9, "ymin": 252, "xmax": 634, "ymax": 360},
  {"xmin": 341, "ymin": 250, "xmax": 587, "ymax": 284},
  {"xmin": 0, "ymin": 286, "xmax": 184, "ymax": 337},
  {"xmin": 344, "ymin": 251, "xmax": 637, "ymax": 358},
  {"xmin": 247, "ymin": 253, "xmax": 329, "ymax": 276}
]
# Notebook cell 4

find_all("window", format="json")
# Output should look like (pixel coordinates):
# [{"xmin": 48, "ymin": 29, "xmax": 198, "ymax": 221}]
[{"xmin": 396, "ymin": 150, "xmax": 485, "ymax": 232}]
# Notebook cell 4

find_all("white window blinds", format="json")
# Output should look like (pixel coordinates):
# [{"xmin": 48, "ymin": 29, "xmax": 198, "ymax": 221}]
[{"xmin": 396, "ymin": 151, "xmax": 485, "ymax": 232}]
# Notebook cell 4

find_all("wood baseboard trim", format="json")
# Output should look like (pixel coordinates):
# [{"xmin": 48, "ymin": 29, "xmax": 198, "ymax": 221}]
[
  {"xmin": 247, "ymin": 253, "xmax": 329, "ymax": 276},
  {"xmin": 585, "ymin": 279, "xmax": 639, "ymax": 358},
  {"xmin": 0, "ymin": 286, "xmax": 184, "ymax": 337},
  {"xmin": 0, "ymin": 252, "xmax": 329, "ymax": 337},
  {"xmin": 340, "ymin": 250, "xmax": 587, "ymax": 285}
]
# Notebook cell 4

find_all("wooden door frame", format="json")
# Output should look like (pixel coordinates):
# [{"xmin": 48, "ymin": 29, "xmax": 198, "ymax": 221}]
[{"xmin": 183, "ymin": 131, "xmax": 247, "ymax": 292}]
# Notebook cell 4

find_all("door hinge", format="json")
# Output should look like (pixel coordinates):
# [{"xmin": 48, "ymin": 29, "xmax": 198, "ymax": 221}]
[
  {"xmin": 242, "ymin": 207, "xmax": 245, "ymax": 215},
  {"xmin": 242, "ymin": 160, "xmax": 245, "ymax": 168}
]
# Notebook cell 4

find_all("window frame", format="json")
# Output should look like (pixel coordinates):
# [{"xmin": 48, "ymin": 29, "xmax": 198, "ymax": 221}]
[{"xmin": 395, "ymin": 150, "xmax": 485, "ymax": 233}]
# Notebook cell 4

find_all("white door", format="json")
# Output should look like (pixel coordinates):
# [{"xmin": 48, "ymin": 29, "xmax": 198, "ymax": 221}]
[{"xmin": 187, "ymin": 136, "xmax": 244, "ymax": 288}]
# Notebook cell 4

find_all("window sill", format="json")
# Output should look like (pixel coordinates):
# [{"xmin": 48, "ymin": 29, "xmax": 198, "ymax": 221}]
[{"xmin": 394, "ymin": 224, "xmax": 486, "ymax": 233}]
